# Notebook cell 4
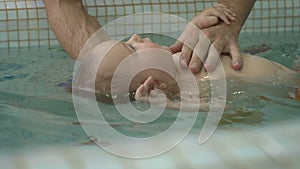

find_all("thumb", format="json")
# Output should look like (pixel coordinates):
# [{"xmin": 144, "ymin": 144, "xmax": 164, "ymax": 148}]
[
  {"xmin": 194, "ymin": 16, "xmax": 219, "ymax": 29},
  {"xmin": 169, "ymin": 40, "xmax": 183, "ymax": 54}
]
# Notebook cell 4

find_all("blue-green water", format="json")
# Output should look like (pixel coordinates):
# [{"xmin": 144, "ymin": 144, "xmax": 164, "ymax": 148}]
[{"xmin": 0, "ymin": 33, "xmax": 300, "ymax": 153}]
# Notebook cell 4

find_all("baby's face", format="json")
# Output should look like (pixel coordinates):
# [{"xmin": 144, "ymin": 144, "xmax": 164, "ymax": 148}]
[
  {"xmin": 93, "ymin": 34, "xmax": 177, "ymax": 98},
  {"xmin": 125, "ymin": 34, "xmax": 171, "ymax": 53}
]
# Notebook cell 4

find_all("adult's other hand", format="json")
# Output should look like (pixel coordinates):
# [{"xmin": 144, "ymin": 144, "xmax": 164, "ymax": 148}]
[{"xmin": 170, "ymin": 0, "xmax": 256, "ymax": 73}]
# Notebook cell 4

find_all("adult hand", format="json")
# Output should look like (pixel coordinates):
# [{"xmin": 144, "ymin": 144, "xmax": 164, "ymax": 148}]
[
  {"xmin": 170, "ymin": 4, "xmax": 242, "ymax": 73},
  {"xmin": 201, "ymin": 22, "xmax": 242, "ymax": 72}
]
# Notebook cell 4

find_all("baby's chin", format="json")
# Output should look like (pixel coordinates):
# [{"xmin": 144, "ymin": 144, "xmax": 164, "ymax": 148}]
[
  {"xmin": 160, "ymin": 45, "xmax": 172, "ymax": 52},
  {"xmin": 171, "ymin": 52, "xmax": 186, "ymax": 72},
  {"xmin": 98, "ymin": 40, "xmax": 122, "ymax": 49}
]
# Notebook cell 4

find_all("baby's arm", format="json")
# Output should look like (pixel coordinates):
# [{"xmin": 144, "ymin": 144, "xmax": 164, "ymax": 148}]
[{"xmin": 219, "ymin": 54, "xmax": 296, "ymax": 81}]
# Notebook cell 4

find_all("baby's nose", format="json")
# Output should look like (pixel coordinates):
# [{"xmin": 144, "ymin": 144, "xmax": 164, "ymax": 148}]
[
  {"xmin": 142, "ymin": 38, "xmax": 152, "ymax": 43},
  {"xmin": 128, "ymin": 34, "xmax": 143, "ymax": 43}
]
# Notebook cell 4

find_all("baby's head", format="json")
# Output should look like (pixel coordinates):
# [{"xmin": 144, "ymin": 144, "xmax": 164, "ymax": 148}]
[{"xmin": 77, "ymin": 34, "xmax": 179, "ymax": 103}]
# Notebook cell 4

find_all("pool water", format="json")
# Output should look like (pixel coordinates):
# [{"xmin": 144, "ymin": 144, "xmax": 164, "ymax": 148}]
[{"xmin": 0, "ymin": 33, "xmax": 300, "ymax": 160}]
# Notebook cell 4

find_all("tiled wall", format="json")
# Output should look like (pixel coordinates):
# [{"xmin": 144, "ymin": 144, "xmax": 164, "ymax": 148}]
[{"xmin": 0, "ymin": 0, "xmax": 299, "ymax": 49}]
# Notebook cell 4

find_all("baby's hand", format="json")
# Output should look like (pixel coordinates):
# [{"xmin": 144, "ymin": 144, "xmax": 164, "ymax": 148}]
[
  {"xmin": 135, "ymin": 76, "xmax": 168, "ymax": 106},
  {"xmin": 135, "ymin": 76, "xmax": 154, "ymax": 102}
]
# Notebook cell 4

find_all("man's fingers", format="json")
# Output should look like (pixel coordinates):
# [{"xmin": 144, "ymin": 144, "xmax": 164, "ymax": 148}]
[
  {"xmin": 189, "ymin": 52, "xmax": 203, "ymax": 74},
  {"xmin": 210, "ymin": 6, "xmax": 231, "ymax": 25},
  {"xmin": 215, "ymin": 4, "xmax": 236, "ymax": 19},
  {"xmin": 221, "ymin": 8, "xmax": 236, "ymax": 19},
  {"xmin": 229, "ymin": 41, "xmax": 243, "ymax": 70},
  {"xmin": 193, "ymin": 33, "xmax": 210, "ymax": 60},
  {"xmin": 169, "ymin": 40, "xmax": 183, "ymax": 54},
  {"xmin": 180, "ymin": 45, "xmax": 193, "ymax": 68},
  {"xmin": 214, "ymin": 4, "xmax": 236, "ymax": 21},
  {"xmin": 220, "ymin": 9, "xmax": 237, "ymax": 21},
  {"xmin": 189, "ymin": 35, "xmax": 211, "ymax": 73},
  {"xmin": 195, "ymin": 16, "xmax": 219, "ymax": 28},
  {"xmin": 204, "ymin": 41, "xmax": 224, "ymax": 72}
]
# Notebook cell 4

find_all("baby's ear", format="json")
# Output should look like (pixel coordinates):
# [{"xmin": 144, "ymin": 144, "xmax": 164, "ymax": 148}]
[{"xmin": 135, "ymin": 76, "xmax": 154, "ymax": 101}]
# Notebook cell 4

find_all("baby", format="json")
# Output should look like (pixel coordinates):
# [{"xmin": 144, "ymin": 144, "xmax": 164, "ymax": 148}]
[{"xmin": 73, "ymin": 6, "xmax": 299, "ymax": 109}]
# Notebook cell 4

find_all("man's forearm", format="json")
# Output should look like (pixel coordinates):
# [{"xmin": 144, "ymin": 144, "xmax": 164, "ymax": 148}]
[
  {"xmin": 43, "ymin": 0, "xmax": 107, "ymax": 59},
  {"xmin": 218, "ymin": 0, "xmax": 256, "ymax": 34}
]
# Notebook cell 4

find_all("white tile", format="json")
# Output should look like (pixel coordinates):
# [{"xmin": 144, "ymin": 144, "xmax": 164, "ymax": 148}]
[
  {"xmin": 39, "ymin": 19, "xmax": 48, "ymax": 29},
  {"xmin": 143, "ymin": 5, "xmax": 152, "ymax": 12},
  {"xmin": 133, "ymin": 0, "xmax": 142, "ymax": 4},
  {"xmin": 9, "ymin": 31, "xmax": 18, "ymax": 40},
  {"xmin": 170, "ymin": 4, "xmax": 178, "ymax": 13},
  {"xmin": 28, "ymin": 9, "xmax": 37, "ymax": 18},
  {"xmin": 36, "ymin": 0, "xmax": 44, "ymax": 8},
  {"xmin": 286, "ymin": 18, "xmax": 293, "ymax": 26},
  {"xmin": 134, "ymin": 5, "xmax": 143, "ymax": 13},
  {"xmin": 0, "ymin": 11, "xmax": 7, "ymax": 20},
  {"xmin": 254, "ymin": 19, "xmax": 261, "ymax": 27},
  {"xmin": 18, "ymin": 10, "xmax": 28, "ymax": 19},
  {"xmin": 270, "ymin": 18, "xmax": 277, "ymax": 27},
  {"xmin": 96, "ymin": 0, "xmax": 105, "ymax": 5},
  {"xmin": 49, "ymin": 30, "xmax": 56, "ymax": 38},
  {"xmin": 16, "ymin": 1, "xmax": 26, "ymax": 9},
  {"xmin": 88, "ymin": 7, "xmax": 97, "ymax": 16},
  {"xmin": 286, "ymin": 0, "xmax": 293, "ymax": 7},
  {"xmin": 7, "ymin": 11, "xmax": 17, "ymax": 20},
  {"xmin": 26, "ymin": 1, "xmax": 37, "ymax": 8},
  {"xmin": 0, "ymin": 2, "xmax": 6, "ymax": 9},
  {"xmin": 6, "ymin": 2, "xmax": 16, "ymax": 9},
  {"xmin": 19, "ymin": 30, "xmax": 28, "ymax": 40},
  {"xmin": 0, "ymin": 32, "xmax": 8, "ymax": 41},
  {"xmin": 8, "ymin": 21, "xmax": 17, "ymax": 30},
  {"xmin": 98, "ymin": 7, "xmax": 106, "ymax": 16},
  {"xmin": 39, "ymin": 40, "xmax": 48, "ymax": 46},
  {"xmin": 254, "ymin": 1, "xmax": 261, "ymax": 8},
  {"xmin": 278, "ymin": 1, "xmax": 285, "ymax": 7},
  {"xmin": 161, "ymin": 4, "xmax": 169, "ymax": 13},
  {"xmin": 286, "ymin": 9, "xmax": 293, "ymax": 16},
  {"xmin": 49, "ymin": 39, "xmax": 60, "ymax": 46},
  {"xmin": 9, "ymin": 41, "xmax": 18, "ymax": 47},
  {"xmin": 106, "ymin": 6, "xmax": 115, "ymax": 15},
  {"xmin": 179, "ymin": 4, "xmax": 187, "ymax": 12},
  {"xmin": 187, "ymin": 3, "xmax": 196, "ymax": 11},
  {"xmin": 20, "ymin": 41, "xmax": 29, "ymax": 47},
  {"xmin": 28, "ymin": 20, "xmax": 38, "ymax": 29},
  {"xmin": 278, "ymin": 18, "xmax": 285, "ymax": 27},
  {"xmin": 38, "ymin": 9, "xmax": 47, "ymax": 18},
  {"xmin": 270, "ymin": 1, "xmax": 277, "ymax": 8},
  {"xmin": 254, "ymin": 10, "xmax": 262, "ymax": 18},
  {"xmin": 125, "ymin": 6, "xmax": 133, "ymax": 14},
  {"xmin": 29, "ymin": 30, "xmax": 38, "ymax": 39},
  {"xmin": 105, "ymin": 0, "xmax": 114, "ymax": 5},
  {"xmin": 85, "ymin": 0, "xmax": 96, "ymax": 6},
  {"xmin": 114, "ymin": 0, "xmax": 124, "ymax": 5},
  {"xmin": 29, "ymin": 40, "xmax": 39, "ymax": 46},
  {"xmin": 116, "ymin": 6, "xmax": 125, "ymax": 15},
  {"xmin": 18, "ymin": 20, "xmax": 28, "ymax": 29}
]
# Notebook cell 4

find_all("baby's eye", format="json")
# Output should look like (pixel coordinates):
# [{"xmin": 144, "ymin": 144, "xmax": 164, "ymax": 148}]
[
  {"xmin": 123, "ymin": 42, "xmax": 136, "ymax": 52},
  {"xmin": 128, "ymin": 44, "xmax": 136, "ymax": 51}
]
